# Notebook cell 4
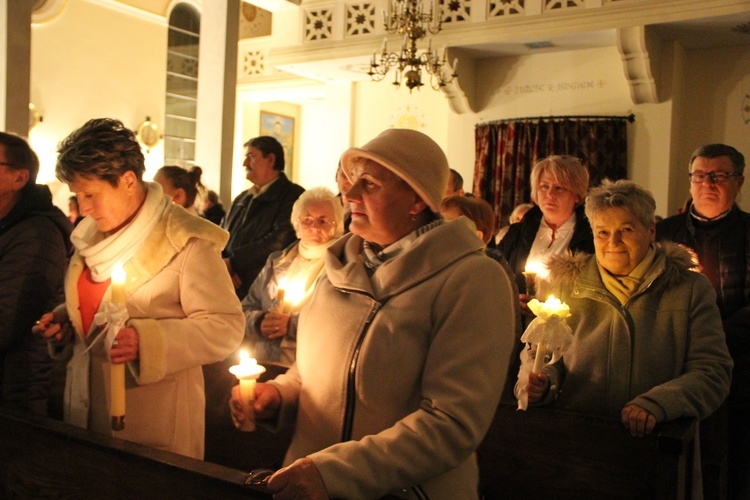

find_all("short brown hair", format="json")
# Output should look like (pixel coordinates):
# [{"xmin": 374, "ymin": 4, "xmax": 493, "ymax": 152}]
[
  {"xmin": 440, "ymin": 195, "xmax": 496, "ymax": 244},
  {"xmin": 56, "ymin": 118, "xmax": 145, "ymax": 187}
]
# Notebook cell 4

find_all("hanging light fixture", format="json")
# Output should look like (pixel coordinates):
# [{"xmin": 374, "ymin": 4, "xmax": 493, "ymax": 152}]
[{"xmin": 368, "ymin": 0, "xmax": 458, "ymax": 92}]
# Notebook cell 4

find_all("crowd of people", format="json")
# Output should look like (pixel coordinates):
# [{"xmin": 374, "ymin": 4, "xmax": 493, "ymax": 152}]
[{"xmin": 0, "ymin": 118, "xmax": 747, "ymax": 498}]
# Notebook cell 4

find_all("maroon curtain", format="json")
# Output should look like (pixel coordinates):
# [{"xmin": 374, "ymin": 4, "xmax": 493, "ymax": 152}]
[{"xmin": 473, "ymin": 116, "xmax": 630, "ymax": 228}]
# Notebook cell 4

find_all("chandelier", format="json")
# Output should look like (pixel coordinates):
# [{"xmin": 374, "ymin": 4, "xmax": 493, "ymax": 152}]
[{"xmin": 368, "ymin": 0, "xmax": 458, "ymax": 92}]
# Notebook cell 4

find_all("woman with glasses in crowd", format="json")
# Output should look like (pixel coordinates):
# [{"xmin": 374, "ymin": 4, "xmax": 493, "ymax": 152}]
[{"xmin": 242, "ymin": 187, "xmax": 344, "ymax": 365}]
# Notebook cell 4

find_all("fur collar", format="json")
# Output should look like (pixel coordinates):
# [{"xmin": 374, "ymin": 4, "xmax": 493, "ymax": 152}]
[{"xmin": 547, "ymin": 241, "xmax": 699, "ymax": 291}]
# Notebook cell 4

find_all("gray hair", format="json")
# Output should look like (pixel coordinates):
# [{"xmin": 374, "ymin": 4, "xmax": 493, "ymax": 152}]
[
  {"xmin": 291, "ymin": 186, "xmax": 344, "ymax": 239},
  {"xmin": 585, "ymin": 179, "xmax": 656, "ymax": 230},
  {"xmin": 530, "ymin": 155, "xmax": 589, "ymax": 205},
  {"xmin": 689, "ymin": 144, "xmax": 745, "ymax": 176}
]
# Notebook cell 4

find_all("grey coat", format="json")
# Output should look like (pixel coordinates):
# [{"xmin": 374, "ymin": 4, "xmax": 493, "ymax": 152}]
[{"xmin": 531, "ymin": 242, "xmax": 732, "ymax": 423}]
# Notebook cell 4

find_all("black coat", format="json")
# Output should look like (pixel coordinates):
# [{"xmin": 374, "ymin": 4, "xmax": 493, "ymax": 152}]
[
  {"xmin": 657, "ymin": 204, "xmax": 750, "ymax": 404},
  {"xmin": 222, "ymin": 174, "xmax": 304, "ymax": 298},
  {"xmin": 497, "ymin": 204, "xmax": 594, "ymax": 295},
  {"xmin": 0, "ymin": 185, "xmax": 72, "ymax": 415}
]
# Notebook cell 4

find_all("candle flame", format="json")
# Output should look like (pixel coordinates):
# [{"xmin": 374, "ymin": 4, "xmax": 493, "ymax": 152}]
[
  {"xmin": 112, "ymin": 262, "xmax": 126, "ymax": 285},
  {"xmin": 285, "ymin": 279, "xmax": 306, "ymax": 309}
]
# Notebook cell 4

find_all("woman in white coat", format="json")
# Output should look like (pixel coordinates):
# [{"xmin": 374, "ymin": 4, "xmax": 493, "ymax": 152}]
[{"xmin": 35, "ymin": 118, "xmax": 244, "ymax": 459}]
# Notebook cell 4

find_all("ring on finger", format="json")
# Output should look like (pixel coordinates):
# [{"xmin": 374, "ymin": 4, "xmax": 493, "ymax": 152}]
[{"xmin": 112, "ymin": 339, "xmax": 119, "ymax": 348}]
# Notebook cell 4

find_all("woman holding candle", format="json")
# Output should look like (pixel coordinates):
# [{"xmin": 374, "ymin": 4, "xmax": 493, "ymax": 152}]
[
  {"xmin": 231, "ymin": 129, "xmax": 517, "ymax": 498},
  {"xmin": 34, "ymin": 118, "xmax": 244, "ymax": 459},
  {"xmin": 242, "ymin": 186, "xmax": 344, "ymax": 365},
  {"xmin": 497, "ymin": 155, "xmax": 594, "ymax": 312},
  {"xmin": 517, "ymin": 180, "xmax": 732, "ymax": 444}
]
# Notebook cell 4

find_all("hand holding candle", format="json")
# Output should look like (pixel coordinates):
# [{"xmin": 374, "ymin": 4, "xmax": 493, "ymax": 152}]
[
  {"xmin": 229, "ymin": 350, "xmax": 266, "ymax": 432},
  {"xmin": 523, "ymin": 261, "xmax": 543, "ymax": 298},
  {"xmin": 517, "ymin": 295, "xmax": 573, "ymax": 410}
]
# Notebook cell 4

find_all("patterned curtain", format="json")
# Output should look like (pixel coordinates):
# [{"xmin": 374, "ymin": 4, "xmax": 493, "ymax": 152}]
[{"xmin": 473, "ymin": 116, "xmax": 630, "ymax": 228}]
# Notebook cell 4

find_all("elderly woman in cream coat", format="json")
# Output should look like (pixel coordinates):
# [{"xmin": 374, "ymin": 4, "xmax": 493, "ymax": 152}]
[
  {"xmin": 232, "ymin": 129, "xmax": 517, "ymax": 499},
  {"xmin": 35, "ymin": 119, "xmax": 244, "ymax": 460}
]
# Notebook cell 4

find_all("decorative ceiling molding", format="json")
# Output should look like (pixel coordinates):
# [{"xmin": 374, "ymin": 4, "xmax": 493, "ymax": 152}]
[{"xmin": 617, "ymin": 25, "xmax": 661, "ymax": 104}]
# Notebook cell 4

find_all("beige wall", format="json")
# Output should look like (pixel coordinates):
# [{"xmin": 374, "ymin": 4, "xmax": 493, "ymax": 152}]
[
  {"xmin": 30, "ymin": 0, "xmax": 166, "ymax": 208},
  {"xmin": 672, "ymin": 44, "xmax": 750, "ymax": 214},
  {"xmin": 24, "ymin": 2, "xmax": 750, "ymax": 218}
]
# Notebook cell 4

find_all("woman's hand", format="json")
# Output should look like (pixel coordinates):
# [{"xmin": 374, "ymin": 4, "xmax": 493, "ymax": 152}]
[
  {"xmin": 519, "ymin": 293, "xmax": 536, "ymax": 316},
  {"xmin": 621, "ymin": 404, "xmax": 656, "ymax": 437},
  {"xmin": 267, "ymin": 458, "xmax": 328, "ymax": 500},
  {"xmin": 260, "ymin": 312, "xmax": 291, "ymax": 339},
  {"xmin": 33, "ymin": 311, "xmax": 73, "ymax": 345},
  {"xmin": 525, "ymin": 371, "xmax": 549, "ymax": 404},
  {"xmin": 230, "ymin": 382, "xmax": 281, "ymax": 429},
  {"xmin": 110, "ymin": 326, "xmax": 139, "ymax": 364}
]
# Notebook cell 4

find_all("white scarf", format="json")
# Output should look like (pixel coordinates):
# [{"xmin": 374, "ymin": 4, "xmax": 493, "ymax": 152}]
[{"xmin": 71, "ymin": 182, "xmax": 170, "ymax": 282}]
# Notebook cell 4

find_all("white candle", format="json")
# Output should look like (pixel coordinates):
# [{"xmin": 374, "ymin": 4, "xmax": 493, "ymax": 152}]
[
  {"xmin": 532, "ymin": 342, "xmax": 548, "ymax": 374},
  {"xmin": 111, "ymin": 263, "xmax": 127, "ymax": 305},
  {"xmin": 229, "ymin": 350, "xmax": 266, "ymax": 432},
  {"xmin": 530, "ymin": 295, "xmax": 568, "ymax": 373},
  {"xmin": 110, "ymin": 262, "xmax": 126, "ymax": 431},
  {"xmin": 274, "ymin": 277, "xmax": 287, "ymax": 313},
  {"xmin": 282, "ymin": 279, "xmax": 305, "ymax": 314}
]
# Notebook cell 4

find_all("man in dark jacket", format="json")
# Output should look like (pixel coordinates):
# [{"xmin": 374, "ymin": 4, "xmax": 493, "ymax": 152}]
[
  {"xmin": 0, "ymin": 132, "xmax": 72, "ymax": 417},
  {"xmin": 222, "ymin": 136, "xmax": 304, "ymax": 298},
  {"xmin": 656, "ymin": 143, "xmax": 748, "ymax": 499}
]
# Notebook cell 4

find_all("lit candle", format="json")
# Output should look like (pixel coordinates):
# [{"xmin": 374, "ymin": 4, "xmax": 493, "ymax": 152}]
[
  {"xmin": 229, "ymin": 350, "xmax": 266, "ymax": 432},
  {"xmin": 528, "ymin": 295, "xmax": 570, "ymax": 374},
  {"xmin": 452, "ymin": 57, "xmax": 459, "ymax": 74},
  {"xmin": 523, "ymin": 261, "xmax": 543, "ymax": 298},
  {"xmin": 110, "ymin": 262, "xmax": 127, "ymax": 431},
  {"xmin": 282, "ymin": 279, "xmax": 305, "ymax": 314},
  {"xmin": 381, "ymin": 37, "xmax": 387, "ymax": 54},
  {"xmin": 274, "ymin": 277, "xmax": 286, "ymax": 313}
]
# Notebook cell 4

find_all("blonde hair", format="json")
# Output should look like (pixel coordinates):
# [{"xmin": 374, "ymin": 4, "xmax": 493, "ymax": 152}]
[{"xmin": 530, "ymin": 155, "xmax": 589, "ymax": 205}]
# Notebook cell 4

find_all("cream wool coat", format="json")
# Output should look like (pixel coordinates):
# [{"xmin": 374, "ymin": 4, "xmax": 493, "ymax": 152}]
[
  {"xmin": 269, "ymin": 217, "xmax": 518, "ymax": 499},
  {"xmin": 57, "ymin": 204, "xmax": 244, "ymax": 459}
]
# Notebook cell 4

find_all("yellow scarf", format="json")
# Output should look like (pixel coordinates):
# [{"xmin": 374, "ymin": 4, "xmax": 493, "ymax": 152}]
[{"xmin": 597, "ymin": 246, "xmax": 655, "ymax": 305}]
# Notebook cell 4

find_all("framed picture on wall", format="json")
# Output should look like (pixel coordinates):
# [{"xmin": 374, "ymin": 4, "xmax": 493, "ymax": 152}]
[{"xmin": 260, "ymin": 111, "xmax": 295, "ymax": 173}]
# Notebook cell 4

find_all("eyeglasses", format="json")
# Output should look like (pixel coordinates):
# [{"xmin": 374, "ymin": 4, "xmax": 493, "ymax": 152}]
[
  {"xmin": 688, "ymin": 171, "xmax": 739, "ymax": 184},
  {"xmin": 299, "ymin": 217, "xmax": 334, "ymax": 229}
]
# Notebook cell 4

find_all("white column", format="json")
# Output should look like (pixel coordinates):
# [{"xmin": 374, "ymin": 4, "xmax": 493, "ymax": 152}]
[
  {"xmin": 195, "ymin": 0, "xmax": 241, "ymax": 207},
  {"xmin": 1, "ymin": 0, "xmax": 32, "ymax": 136}
]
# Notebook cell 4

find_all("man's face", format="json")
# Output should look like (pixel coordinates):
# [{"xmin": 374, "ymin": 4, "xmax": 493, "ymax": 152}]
[
  {"xmin": 689, "ymin": 156, "xmax": 744, "ymax": 219},
  {"xmin": 0, "ymin": 145, "xmax": 28, "ymax": 215},
  {"xmin": 243, "ymin": 146, "xmax": 278, "ymax": 188}
]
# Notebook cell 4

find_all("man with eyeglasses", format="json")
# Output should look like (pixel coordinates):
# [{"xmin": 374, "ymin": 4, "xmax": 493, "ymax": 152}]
[{"xmin": 656, "ymin": 143, "xmax": 748, "ymax": 499}]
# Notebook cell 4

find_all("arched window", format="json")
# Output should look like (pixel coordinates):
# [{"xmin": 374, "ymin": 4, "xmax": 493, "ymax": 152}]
[{"xmin": 165, "ymin": 3, "xmax": 200, "ymax": 165}]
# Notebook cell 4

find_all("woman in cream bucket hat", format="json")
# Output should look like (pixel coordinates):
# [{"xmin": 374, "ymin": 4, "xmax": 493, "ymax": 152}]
[{"xmin": 231, "ymin": 128, "xmax": 517, "ymax": 499}]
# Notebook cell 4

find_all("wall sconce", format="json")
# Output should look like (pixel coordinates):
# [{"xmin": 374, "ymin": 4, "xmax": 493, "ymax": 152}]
[
  {"xmin": 29, "ymin": 103, "xmax": 42, "ymax": 131},
  {"xmin": 136, "ymin": 116, "xmax": 160, "ymax": 152}
]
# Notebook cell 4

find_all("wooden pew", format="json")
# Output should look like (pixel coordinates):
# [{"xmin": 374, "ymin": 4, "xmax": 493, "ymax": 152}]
[
  {"xmin": 0, "ymin": 410, "xmax": 273, "ymax": 499},
  {"xmin": 477, "ymin": 403, "xmax": 696, "ymax": 499}
]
